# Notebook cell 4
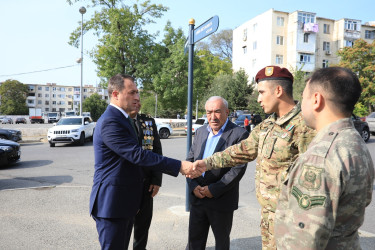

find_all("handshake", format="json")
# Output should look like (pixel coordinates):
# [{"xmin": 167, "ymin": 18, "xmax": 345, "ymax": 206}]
[{"xmin": 179, "ymin": 160, "xmax": 207, "ymax": 179}]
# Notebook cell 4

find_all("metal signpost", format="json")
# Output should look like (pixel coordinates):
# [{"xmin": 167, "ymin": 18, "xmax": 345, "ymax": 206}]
[{"xmin": 185, "ymin": 16, "xmax": 219, "ymax": 211}]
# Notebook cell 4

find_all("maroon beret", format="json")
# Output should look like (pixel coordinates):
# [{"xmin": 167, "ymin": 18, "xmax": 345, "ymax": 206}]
[{"xmin": 255, "ymin": 66, "xmax": 293, "ymax": 83}]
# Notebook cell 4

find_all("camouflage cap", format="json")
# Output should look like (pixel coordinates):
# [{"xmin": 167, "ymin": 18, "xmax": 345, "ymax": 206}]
[{"xmin": 255, "ymin": 66, "xmax": 293, "ymax": 83}]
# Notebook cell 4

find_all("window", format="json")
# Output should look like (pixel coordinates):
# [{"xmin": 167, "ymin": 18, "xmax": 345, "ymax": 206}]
[
  {"xmin": 322, "ymin": 60, "xmax": 329, "ymax": 68},
  {"xmin": 38, "ymin": 86, "xmax": 42, "ymax": 90},
  {"xmin": 253, "ymin": 41, "xmax": 257, "ymax": 50},
  {"xmin": 365, "ymin": 30, "xmax": 375, "ymax": 39},
  {"xmin": 68, "ymin": 88, "xmax": 72, "ymax": 91},
  {"xmin": 252, "ymin": 59, "xmax": 256, "ymax": 67},
  {"xmin": 28, "ymin": 86, "xmax": 35, "ymax": 91},
  {"xmin": 53, "ymin": 87, "xmax": 57, "ymax": 91},
  {"xmin": 68, "ymin": 101, "xmax": 72, "ymax": 106},
  {"xmin": 45, "ymin": 101, "xmax": 49, "ymax": 105},
  {"xmin": 323, "ymin": 41, "xmax": 330, "ymax": 51},
  {"xmin": 84, "ymin": 89, "xmax": 88, "ymax": 93},
  {"xmin": 38, "ymin": 93, "xmax": 42, "ymax": 97},
  {"xmin": 38, "ymin": 100, "xmax": 42, "ymax": 104},
  {"xmin": 243, "ymin": 46, "xmax": 247, "ymax": 54},
  {"xmin": 74, "ymin": 87, "xmax": 80, "ymax": 92},
  {"xmin": 324, "ymin": 24, "xmax": 330, "ymax": 34},
  {"xmin": 277, "ymin": 17, "xmax": 284, "ymax": 26},
  {"xmin": 53, "ymin": 94, "xmax": 56, "ymax": 98},
  {"xmin": 45, "ymin": 87, "xmax": 49, "ymax": 91},
  {"xmin": 253, "ymin": 23, "xmax": 257, "ymax": 32},
  {"xmin": 45, "ymin": 108, "xmax": 49, "ymax": 112},
  {"xmin": 59, "ymin": 94, "xmax": 66, "ymax": 98},
  {"xmin": 60, "ymin": 87, "xmax": 65, "ymax": 92},
  {"xmin": 300, "ymin": 54, "xmax": 311, "ymax": 63},
  {"xmin": 243, "ymin": 28, "xmax": 247, "ymax": 41},
  {"xmin": 298, "ymin": 12, "xmax": 315, "ymax": 23},
  {"xmin": 45, "ymin": 94, "xmax": 49, "ymax": 97},
  {"xmin": 52, "ymin": 101, "xmax": 56, "ymax": 105},
  {"xmin": 304, "ymin": 33, "xmax": 309, "ymax": 43},
  {"xmin": 345, "ymin": 40, "xmax": 354, "ymax": 47},
  {"xmin": 345, "ymin": 20, "xmax": 359, "ymax": 31},
  {"xmin": 27, "ymin": 100, "xmax": 34, "ymax": 104},
  {"xmin": 276, "ymin": 35, "xmax": 284, "ymax": 45},
  {"xmin": 276, "ymin": 55, "xmax": 283, "ymax": 64}
]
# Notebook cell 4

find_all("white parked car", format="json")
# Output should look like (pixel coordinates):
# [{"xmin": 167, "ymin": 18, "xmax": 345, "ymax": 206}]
[
  {"xmin": 363, "ymin": 112, "xmax": 375, "ymax": 135},
  {"xmin": 184, "ymin": 118, "xmax": 208, "ymax": 134},
  {"xmin": 156, "ymin": 122, "xmax": 173, "ymax": 139},
  {"xmin": 47, "ymin": 116, "xmax": 95, "ymax": 147}
]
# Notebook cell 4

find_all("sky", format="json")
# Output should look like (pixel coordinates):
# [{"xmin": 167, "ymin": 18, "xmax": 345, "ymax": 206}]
[{"xmin": 0, "ymin": 0, "xmax": 374, "ymax": 86}]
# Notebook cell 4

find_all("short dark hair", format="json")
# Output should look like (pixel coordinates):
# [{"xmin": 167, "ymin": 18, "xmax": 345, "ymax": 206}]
[
  {"xmin": 270, "ymin": 79, "xmax": 293, "ymax": 99},
  {"xmin": 108, "ymin": 74, "xmax": 135, "ymax": 96},
  {"xmin": 308, "ymin": 67, "xmax": 362, "ymax": 115}
]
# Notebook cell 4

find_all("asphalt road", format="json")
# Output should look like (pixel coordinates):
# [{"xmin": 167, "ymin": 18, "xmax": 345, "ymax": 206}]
[{"xmin": 0, "ymin": 136, "xmax": 375, "ymax": 249}]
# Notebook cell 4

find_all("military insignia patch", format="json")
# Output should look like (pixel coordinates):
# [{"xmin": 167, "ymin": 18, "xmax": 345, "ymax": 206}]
[
  {"xmin": 265, "ymin": 66, "xmax": 274, "ymax": 76},
  {"xmin": 298, "ymin": 165, "xmax": 324, "ymax": 191},
  {"xmin": 292, "ymin": 186, "xmax": 326, "ymax": 210}
]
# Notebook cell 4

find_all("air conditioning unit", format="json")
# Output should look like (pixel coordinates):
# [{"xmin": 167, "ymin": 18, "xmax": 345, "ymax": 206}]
[{"xmin": 325, "ymin": 50, "xmax": 331, "ymax": 55}]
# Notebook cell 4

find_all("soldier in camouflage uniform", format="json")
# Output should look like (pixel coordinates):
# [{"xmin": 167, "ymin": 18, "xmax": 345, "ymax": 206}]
[
  {"xmin": 275, "ymin": 67, "xmax": 374, "ymax": 249},
  {"xmin": 194, "ymin": 66, "xmax": 315, "ymax": 249}
]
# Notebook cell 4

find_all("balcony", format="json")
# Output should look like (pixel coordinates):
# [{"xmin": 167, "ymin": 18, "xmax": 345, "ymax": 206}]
[{"xmin": 344, "ymin": 30, "xmax": 360, "ymax": 39}]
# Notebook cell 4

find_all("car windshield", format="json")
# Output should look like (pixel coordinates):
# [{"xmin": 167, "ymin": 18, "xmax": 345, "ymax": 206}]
[
  {"xmin": 237, "ymin": 115, "xmax": 250, "ymax": 122},
  {"xmin": 195, "ymin": 119, "xmax": 206, "ymax": 125},
  {"xmin": 57, "ymin": 118, "xmax": 82, "ymax": 125},
  {"xmin": 49, "ymin": 113, "xmax": 58, "ymax": 117}
]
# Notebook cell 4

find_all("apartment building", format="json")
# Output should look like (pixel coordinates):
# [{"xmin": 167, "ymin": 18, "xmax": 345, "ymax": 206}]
[
  {"xmin": 26, "ymin": 83, "xmax": 109, "ymax": 114},
  {"xmin": 233, "ymin": 9, "xmax": 375, "ymax": 82}
]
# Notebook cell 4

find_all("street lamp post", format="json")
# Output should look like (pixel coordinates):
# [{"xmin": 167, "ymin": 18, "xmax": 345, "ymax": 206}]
[{"xmin": 79, "ymin": 6, "xmax": 86, "ymax": 116}]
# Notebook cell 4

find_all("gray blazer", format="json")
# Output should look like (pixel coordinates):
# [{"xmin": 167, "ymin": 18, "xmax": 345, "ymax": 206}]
[{"xmin": 186, "ymin": 120, "xmax": 249, "ymax": 212}]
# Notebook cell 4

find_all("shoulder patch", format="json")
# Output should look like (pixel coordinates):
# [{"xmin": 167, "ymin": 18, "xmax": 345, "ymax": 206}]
[
  {"xmin": 292, "ymin": 186, "xmax": 326, "ymax": 210},
  {"xmin": 298, "ymin": 165, "xmax": 325, "ymax": 191}
]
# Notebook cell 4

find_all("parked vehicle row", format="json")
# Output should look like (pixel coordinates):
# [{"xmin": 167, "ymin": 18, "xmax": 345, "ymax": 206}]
[{"xmin": 0, "ymin": 139, "xmax": 21, "ymax": 167}]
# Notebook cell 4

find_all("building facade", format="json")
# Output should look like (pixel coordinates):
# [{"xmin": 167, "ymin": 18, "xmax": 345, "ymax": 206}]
[
  {"xmin": 233, "ymin": 9, "xmax": 375, "ymax": 82},
  {"xmin": 26, "ymin": 83, "xmax": 109, "ymax": 114}
]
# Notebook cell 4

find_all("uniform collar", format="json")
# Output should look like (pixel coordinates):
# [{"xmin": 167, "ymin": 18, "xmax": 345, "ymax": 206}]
[{"xmin": 268, "ymin": 102, "xmax": 301, "ymax": 126}]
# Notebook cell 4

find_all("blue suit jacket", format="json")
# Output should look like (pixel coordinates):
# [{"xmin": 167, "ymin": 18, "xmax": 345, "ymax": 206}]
[
  {"xmin": 186, "ymin": 121, "xmax": 249, "ymax": 212},
  {"xmin": 90, "ymin": 105, "xmax": 180, "ymax": 219}
]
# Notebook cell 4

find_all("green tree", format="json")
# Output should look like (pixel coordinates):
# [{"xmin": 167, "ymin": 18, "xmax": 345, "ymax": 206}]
[
  {"xmin": 336, "ymin": 39, "xmax": 375, "ymax": 112},
  {"xmin": 0, "ymin": 80, "xmax": 28, "ymax": 115},
  {"xmin": 68, "ymin": 0, "xmax": 168, "ymax": 86},
  {"xmin": 202, "ymin": 69, "xmax": 253, "ymax": 111},
  {"xmin": 82, "ymin": 93, "xmax": 108, "ymax": 121},
  {"xmin": 290, "ymin": 65, "xmax": 308, "ymax": 102}
]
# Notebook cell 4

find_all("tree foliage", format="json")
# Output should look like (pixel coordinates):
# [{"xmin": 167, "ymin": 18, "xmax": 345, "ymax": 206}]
[
  {"xmin": 68, "ymin": 0, "xmax": 168, "ymax": 86},
  {"xmin": 82, "ymin": 93, "xmax": 108, "ymax": 121},
  {"xmin": 197, "ymin": 29, "xmax": 233, "ymax": 62},
  {"xmin": 336, "ymin": 39, "xmax": 375, "ymax": 112},
  {"xmin": 0, "ymin": 80, "xmax": 29, "ymax": 115},
  {"xmin": 202, "ymin": 69, "xmax": 253, "ymax": 111},
  {"xmin": 290, "ymin": 65, "xmax": 308, "ymax": 102}
]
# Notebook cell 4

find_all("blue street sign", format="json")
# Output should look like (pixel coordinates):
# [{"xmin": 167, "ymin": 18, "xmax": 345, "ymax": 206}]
[{"xmin": 193, "ymin": 15, "xmax": 219, "ymax": 43}]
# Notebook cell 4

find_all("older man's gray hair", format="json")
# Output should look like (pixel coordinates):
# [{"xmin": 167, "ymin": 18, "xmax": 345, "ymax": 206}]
[{"xmin": 205, "ymin": 96, "xmax": 229, "ymax": 109}]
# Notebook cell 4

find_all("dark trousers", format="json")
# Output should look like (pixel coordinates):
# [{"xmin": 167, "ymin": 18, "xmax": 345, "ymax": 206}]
[
  {"xmin": 93, "ymin": 215, "xmax": 134, "ymax": 250},
  {"xmin": 133, "ymin": 187, "xmax": 153, "ymax": 250},
  {"xmin": 187, "ymin": 205, "xmax": 234, "ymax": 250}
]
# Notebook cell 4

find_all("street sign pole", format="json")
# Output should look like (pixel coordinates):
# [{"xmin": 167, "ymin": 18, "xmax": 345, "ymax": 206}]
[
  {"xmin": 186, "ymin": 18, "xmax": 195, "ymax": 212},
  {"xmin": 185, "ymin": 16, "xmax": 219, "ymax": 212}
]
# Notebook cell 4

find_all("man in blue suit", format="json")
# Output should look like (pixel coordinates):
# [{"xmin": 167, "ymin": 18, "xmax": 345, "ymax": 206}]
[
  {"xmin": 186, "ymin": 96, "xmax": 249, "ymax": 249},
  {"xmin": 90, "ymin": 74, "xmax": 197, "ymax": 249}
]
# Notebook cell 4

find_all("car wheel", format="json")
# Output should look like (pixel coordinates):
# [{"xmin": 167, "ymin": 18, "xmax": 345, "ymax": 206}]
[
  {"xmin": 78, "ymin": 132, "xmax": 85, "ymax": 146},
  {"xmin": 159, "ymin": 128, "xmax": 170, "ymax": 139},
  {"xmin": 49, "ymin": 142, "xmax": 55, "ymax": 147},
  {"xmin": 361, "ymin": 127, "xmax": 370, "ymax": 142},
  {"xmin": 91, "ymin": 129, "xmax": 95, "ymax": 141}
]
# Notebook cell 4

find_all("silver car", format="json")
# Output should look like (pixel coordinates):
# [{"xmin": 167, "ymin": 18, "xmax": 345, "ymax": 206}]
[{"xmin": 364, "ymin": 112, "xmax": 375, "ymax": 135}]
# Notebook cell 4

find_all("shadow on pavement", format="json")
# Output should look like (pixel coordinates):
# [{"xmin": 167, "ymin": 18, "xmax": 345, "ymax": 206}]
[
  {"xmin": 1, "ymin": 160, "xmax": 53, "ymax": 169},
  {"xmin": 0, "ymin": 175, "xmax": 73, "ymax": 190}
]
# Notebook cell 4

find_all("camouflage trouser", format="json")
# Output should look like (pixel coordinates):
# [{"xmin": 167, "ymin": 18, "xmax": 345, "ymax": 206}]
[{"xmin": 260, "ymin": 207, "xmax": 276, "ymax": 250}]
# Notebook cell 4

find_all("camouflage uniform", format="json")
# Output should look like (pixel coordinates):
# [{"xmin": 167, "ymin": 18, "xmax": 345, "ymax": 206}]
[
  {"xmin": 275, "ymin": 118, "xmax": 375, "ymax": 249},
  {"xmin": 204, "ymin": 103, "xmax": 315, "ymax": 249}
]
